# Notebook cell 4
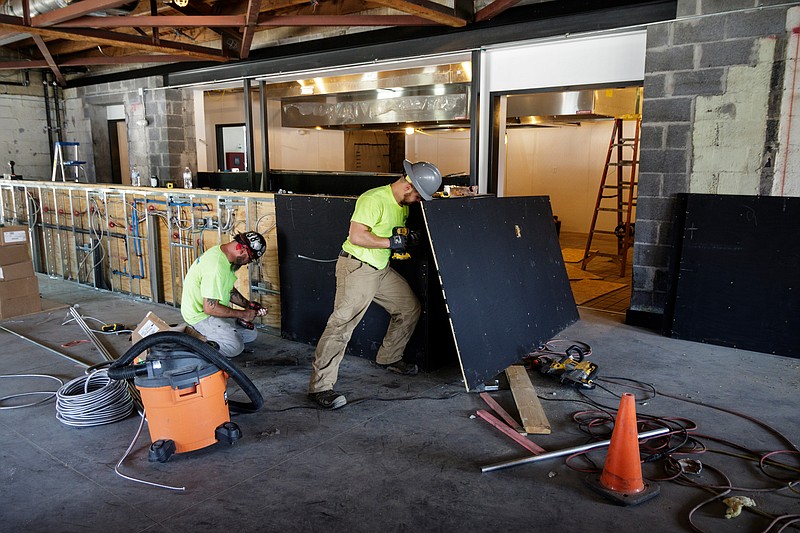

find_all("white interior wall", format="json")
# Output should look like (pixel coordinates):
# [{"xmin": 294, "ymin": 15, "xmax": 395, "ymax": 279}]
[
  {"xmin": 505, "ymin": 121, "xmax": 625, "ymax": 233},
  {"xmin": 200, "ymin": 91, "xmax": 264, "ymax": 172},
  {"xmin": 266, "ymin": 99, "xmax": 344, "ymax": 171},
  {"xmin": 479, "ymin": 30, "xmax": 647, "ymax": 193},
  {"xmin": 405, "ymin": 129, "xmax": 471, "ymax": 175}
]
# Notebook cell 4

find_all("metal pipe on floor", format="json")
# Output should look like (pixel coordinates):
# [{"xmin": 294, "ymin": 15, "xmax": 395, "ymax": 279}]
[
  {"xmin": 0, "ymin": 325, "xmax": 90, "ymax": 368},
  {"xmin": 480, "ymin": 427, "xmax": 670, "ymax": 473}
]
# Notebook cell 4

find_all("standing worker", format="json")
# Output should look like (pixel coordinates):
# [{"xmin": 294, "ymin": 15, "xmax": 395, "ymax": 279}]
[
  {"xmin": 308, "ymin": 160, "xmax": 443, "ymax": 409},
  {"xmin": 181, "ymin": 232, "xmax": 268, "ymax": 358}
]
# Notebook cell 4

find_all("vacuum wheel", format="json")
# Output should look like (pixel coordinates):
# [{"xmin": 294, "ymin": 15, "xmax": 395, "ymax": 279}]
[
  {"xmin": 215, "ymin": 422, "xmax": 242, "ymax": 446},
  {"xmin": 148, "ymin": 439, "xmax": 176, "ymax": 463}
]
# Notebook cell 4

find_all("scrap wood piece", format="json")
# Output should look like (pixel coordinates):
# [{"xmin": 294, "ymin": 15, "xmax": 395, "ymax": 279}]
[
  {"xmin": 505, "ymin": 365, "xmax": 551, "ymax": 434},
  {"xmin": 476, "ymin": 409, "xmax": 545, "ymax": 455},
  {"xmin": 480, "ymin": 392, "xmax": 525, "ymax": 434}
]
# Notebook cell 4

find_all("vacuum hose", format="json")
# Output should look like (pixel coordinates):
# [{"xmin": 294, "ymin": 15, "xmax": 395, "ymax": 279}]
[{"xmin": 109, "ymin": 331, "xmax": 264, "ymax": 413}]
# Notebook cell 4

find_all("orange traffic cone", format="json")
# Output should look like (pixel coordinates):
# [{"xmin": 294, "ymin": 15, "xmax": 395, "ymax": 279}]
[{"xmin": 586, "ymin": 393, "xmax": 660, "ymax": 505}]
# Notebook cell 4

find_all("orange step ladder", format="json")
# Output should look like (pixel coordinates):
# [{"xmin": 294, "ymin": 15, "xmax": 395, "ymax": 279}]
[{"xmin": 581, "ymin": 118, "xmax": 640, "ymax": 277}]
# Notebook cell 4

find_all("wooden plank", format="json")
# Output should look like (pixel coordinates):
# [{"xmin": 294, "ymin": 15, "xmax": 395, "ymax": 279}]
[
  {"xmin": 479, "ymin": 392, "xmax": 525, "ymax": 434},
  {"xmin": 505, "ymin": 365, "xmax": 551, "ymax": 434},
  {"xmin": 476, "ymin": 409, "xmax": 545, "ymax": 455}
]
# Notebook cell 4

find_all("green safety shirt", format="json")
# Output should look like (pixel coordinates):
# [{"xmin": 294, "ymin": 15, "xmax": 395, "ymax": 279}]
[
  {"xmin": 180, "ymin": 245, "xmax": 237, "ymax": 325},
  {"xmin": 341, "ymin": 184, "xmax": 408, "ymax": 270}
]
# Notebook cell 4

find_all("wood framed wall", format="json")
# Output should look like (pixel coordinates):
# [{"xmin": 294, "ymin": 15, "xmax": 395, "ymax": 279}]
[{"xmin": 0, "ymin": 181, "xmax": 280, "ymax": 333}]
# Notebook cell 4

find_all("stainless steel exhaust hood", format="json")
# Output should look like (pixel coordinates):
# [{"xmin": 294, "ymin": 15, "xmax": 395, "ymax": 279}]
[
  {"xmin": 281, "ymin": 84, "xmax": 470, "ymax": 130},
  {"xmin": 506, "ymin": 87, "xmax": 642, "ymax": 126}
]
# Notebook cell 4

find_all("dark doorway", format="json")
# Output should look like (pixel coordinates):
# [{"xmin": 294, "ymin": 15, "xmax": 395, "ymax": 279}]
[
  {"xmin": 107, "ymin": 119, "xmax": 126, "ymax": 184},
  {"xmin": 215, "ymin": 123, "xmax": 246, "ymax": 171}
]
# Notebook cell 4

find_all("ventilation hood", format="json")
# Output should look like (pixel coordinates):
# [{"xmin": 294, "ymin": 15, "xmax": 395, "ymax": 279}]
[
  {"xmin": 506, "ymin": 87, "xmax": 642, "ymax": 126},
  {"xmin": 281, "ymin": 84, "xmax": 470, "ymax": 130}
]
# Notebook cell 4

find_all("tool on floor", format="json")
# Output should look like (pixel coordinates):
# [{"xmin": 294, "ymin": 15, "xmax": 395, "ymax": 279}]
[
  {"xmin": 107, "ymin": 331, "xmax": 263, "ymax": 463},
  {"xmin": 101, "ymin": 323, "xmax": 127, "ymax": 333},
  {"xmin": 528, "ymin": 343, "xmax": 598, "ymax": 389},
  {"xmin": 235, "ymin": 301, "xmax": 265, "ymax": 330}
]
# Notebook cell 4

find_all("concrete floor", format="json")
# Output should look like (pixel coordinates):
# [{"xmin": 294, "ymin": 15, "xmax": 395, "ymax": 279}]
[{"xmin": 1, "ymin": 275, "xmax": 799, "ymax": 532}]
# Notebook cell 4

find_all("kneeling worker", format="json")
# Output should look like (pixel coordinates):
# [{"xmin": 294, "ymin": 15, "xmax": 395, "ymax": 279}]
[
  {"xmin": 181, "ymin": 231, "xmax": 268, "ymax": 358},
  {"xmin": 308, "ymin": 160, "xmax": 443, "ymax": 409}
]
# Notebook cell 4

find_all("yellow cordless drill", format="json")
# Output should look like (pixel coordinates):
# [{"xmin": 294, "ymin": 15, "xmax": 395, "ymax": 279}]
[{"xmin": 390, "ymin": 227, "xmax": 412, "ymax": 260}]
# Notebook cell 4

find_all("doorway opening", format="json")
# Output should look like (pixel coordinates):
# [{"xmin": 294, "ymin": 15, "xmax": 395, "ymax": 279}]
[
  {"xmin": 497, "ymin": 86, "xmax": 642, "ymax": 315},
  {"xmin": 108, "ymin": 119, "xmax": 128, "ymax": 184}
]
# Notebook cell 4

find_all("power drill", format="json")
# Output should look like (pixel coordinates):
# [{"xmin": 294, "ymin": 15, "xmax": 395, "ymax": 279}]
[
  {"xmin": 529, "ymin": 345, "xmax": 598, "ymax": 389},
  {"xmin": 390, "ymin": 226, "xmax": 413, "ymax": 260},
  {"xmin": 236, "ymin": 301, "xmax": 264, "ymax": 330}
]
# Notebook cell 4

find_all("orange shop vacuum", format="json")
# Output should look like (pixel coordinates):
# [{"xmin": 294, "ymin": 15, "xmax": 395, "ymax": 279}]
[{"xmin": 108, "ymin": 331, "xmax": 263, "ymax": 463}]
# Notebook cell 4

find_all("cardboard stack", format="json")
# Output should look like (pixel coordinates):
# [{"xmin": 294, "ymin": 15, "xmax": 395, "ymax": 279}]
[{"xmin": 0, "ymin": 225, "xmax": 41, "ymax": 319}]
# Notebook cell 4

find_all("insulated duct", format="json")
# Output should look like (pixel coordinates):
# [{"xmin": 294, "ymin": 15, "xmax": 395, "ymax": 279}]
[{"xmin": 0, "ymin": 0, "xmax": 138, "ymax": 17}]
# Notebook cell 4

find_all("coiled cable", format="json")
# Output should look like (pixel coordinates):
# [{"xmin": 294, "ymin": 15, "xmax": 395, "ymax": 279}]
[
  {"xmin": 0, "ymin": 374, "xmax": 64, "ymax": 410},
  {"xmin": 56, "ymin": 370, "xmax": 133, "ymax": 427}
]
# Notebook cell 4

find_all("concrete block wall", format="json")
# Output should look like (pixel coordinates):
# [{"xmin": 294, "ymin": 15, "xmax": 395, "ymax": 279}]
[
  {"xmin": 630, "ymin": 0, "xmax": 797, "ymax": 318},
  {"xmin": 67, "ymin": 76, "xmax": 196, "ymax": 185},
  {"xmin": 0, "ymin": 71, "xmax": 54, "ymax": 180}
]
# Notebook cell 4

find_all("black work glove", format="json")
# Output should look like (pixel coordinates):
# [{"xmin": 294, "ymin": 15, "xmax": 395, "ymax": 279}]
[
  {"xmin": 405, "ymin": 231, "xmax": 421, "ymax": 247},
  {"xmin": 389, "ymin": 234, "xmax": 407, "ymax": 250}
]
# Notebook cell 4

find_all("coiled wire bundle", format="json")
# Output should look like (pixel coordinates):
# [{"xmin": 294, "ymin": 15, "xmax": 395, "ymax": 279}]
[{"xmin": 56, "ymin": 370, "xmax": 133, "ymax": 427}]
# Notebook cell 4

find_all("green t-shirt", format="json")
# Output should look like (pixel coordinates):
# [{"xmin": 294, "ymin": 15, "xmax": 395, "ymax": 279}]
[
  {"xmin": 341, "ymin": 184, "xmax": 408, "ymax": 270},
  {"xmin": 180, "ymin": 245, "xmax": 237, "ymax": 325}
]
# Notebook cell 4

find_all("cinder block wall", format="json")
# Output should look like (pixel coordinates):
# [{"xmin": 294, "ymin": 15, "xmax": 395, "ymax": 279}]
[
  {"xmin": 630, "ymin": 0, "xmax": 798, "ymax": 320},
  {"xmin": 0, "ymin": 71, "xmax": 52, "ymax": 180},
  {"xmin": 65, "ymin": 76, "xmax": 196, "ymax": 185}
]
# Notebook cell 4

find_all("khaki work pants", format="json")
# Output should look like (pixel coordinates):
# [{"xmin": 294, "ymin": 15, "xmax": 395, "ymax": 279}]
[
  {"xmin": 308, "ymin": 255, "xmax": 421, "ymax": 393},
  {"xmin": 192, "ymin": 316, "xmax": 258, "ymax": 358}
]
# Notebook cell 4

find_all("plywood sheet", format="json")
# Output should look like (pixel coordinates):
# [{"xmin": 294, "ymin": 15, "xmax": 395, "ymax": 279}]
[
  {"xmin": 668, "ymin": 194, "xmax": 800, "ymax": 358},
  {"xmin": 275, "ymin": 194, "xmax": 456, "ymax": 370},
  {"xmin": 423, "ymin": 196, "xmax": 579, "ymax": 390}
]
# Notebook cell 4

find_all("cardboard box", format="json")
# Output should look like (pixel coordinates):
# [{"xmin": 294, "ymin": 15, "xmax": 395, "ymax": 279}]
[
  {"xmin": 0, "ymin": 293, "xmax": 41, "ymax": 319},
  {"xmin": 130, "ymin": 311, "xmax": 207, "ymax": 363},
  {"xmin": 0, "ymin": 244, "xmax": 30, "ymax": 266},
  {"xmin": 0, "ymin": 276, "xmax": 39, "ymax": 301},
  {"xmin": 131, "ymin": 311, "xmax": 206, "ymax": 345},
  {"xmin": 0, "ymin": 260, "xmax": 34, "ymax": 281},
  {"xmin": 0, "ymin": 225, "xmax": 29, "ymax": 247}
]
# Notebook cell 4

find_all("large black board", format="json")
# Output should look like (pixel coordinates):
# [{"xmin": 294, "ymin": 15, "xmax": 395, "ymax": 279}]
[
  {"xmin": 275, "ymin": 194, "xmax": 455, "ymax": 371},
  {"xmin": 423, "ymin": 196, "xmax": 578, "ymax": 390},
  {"xmin": 668, "ymin": 194, "xmax": 800, "ymax": 358}
]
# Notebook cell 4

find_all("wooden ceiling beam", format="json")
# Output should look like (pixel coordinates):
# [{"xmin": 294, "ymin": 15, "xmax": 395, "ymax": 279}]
[
  {"xmin": 51, "ymin": 15, "xmax": 247, "ymax": 28},
  {"xmin": 31, "ymin": 0, "xmax": 135, "ymax": 28},
  {"xmin": 0, "ymin": 60, "xmax": 48, "ymax": 69},
  {"xmin": 259, "ymin": 0, "xmax": 315, "ymax": 12},
  {"xmin": 167, "ymin": 2, "xmax": 243, "ymax": 56},
  {"xmin": 365, "ymin": 0, "xmax": 466, "ymax": 27},
  {"xmin": 257, "ymin": 14, "xmax": 440, "ymax": 26},
  {"xmin": 240, "ymin": 0, "xmax": 263, "ymax": 60},
  {"xmin": 59, "ymin": 54, "xmax": 205, "ymax": 66},
  {"xmin": 0, "ymin": 14, "xmax": 228, "ymax": 61},
  {"xmin": 31, "ymin": 34, "xmax": 66, "ymax": 85},
  {"xmin": 474, "ymin": 0, "xmax": 522, "ymax": 22}
]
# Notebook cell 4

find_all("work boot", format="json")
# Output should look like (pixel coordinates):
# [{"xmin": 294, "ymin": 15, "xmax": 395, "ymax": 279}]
[
  {"xmin": 379, "ymin": 360, "xmax": 418, "ymax": 376},
  {"xmin": 308, "ymin": 390, "xmax": 347, "ymax": 409}
]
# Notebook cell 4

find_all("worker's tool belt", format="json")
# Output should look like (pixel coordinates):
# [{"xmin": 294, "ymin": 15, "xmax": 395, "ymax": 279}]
[{"xmin": 339, "ymin": 250, "xmax": 377, "ymax": 270}]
